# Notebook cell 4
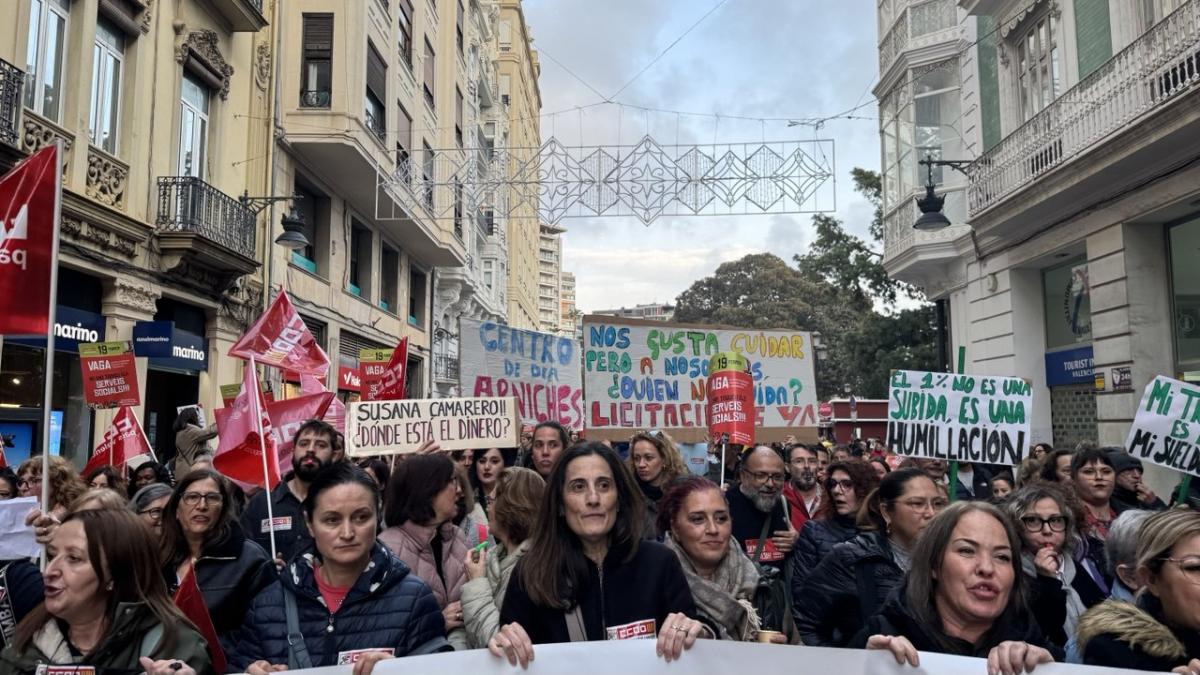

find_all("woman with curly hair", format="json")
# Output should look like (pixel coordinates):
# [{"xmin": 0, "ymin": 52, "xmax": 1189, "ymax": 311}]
[
  {"xmin": 17, "ymin": 456, "xmax": 86, "ymax": 519},
  {"xmin": 627, "ymin": 430, "xmax": 687, "ymax": 538}
]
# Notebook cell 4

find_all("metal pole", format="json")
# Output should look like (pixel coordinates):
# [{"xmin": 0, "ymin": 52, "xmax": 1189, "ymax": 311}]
[
  {"xmin": 39, "ymin": 141, "xmax": 63, "ymax": 521},
  {"xmin": 252, "ymin": 357, "xmax": 278, "ymax": 560}
]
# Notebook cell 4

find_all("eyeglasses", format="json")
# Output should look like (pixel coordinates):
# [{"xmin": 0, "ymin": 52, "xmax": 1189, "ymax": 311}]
[
  {"xmin": 181, "ymin": 492, "xmax": 224, "ymax": 507},
  {"xmin": 139, "ymin": 507, "xmax": 165, "ymax": 520},
  {"xmin": 896, "ymin": 498, "xmax": 948, "ymax": 513},
  {"xmin": 1160, "ymin": 556, "xmax": 1200, "ymax": 584},
  {"xmin": 17, "ymin": 478, "xmax": 36, "ymax": 489},
  {"xmin": 827, "ymin": 479, "xmax": 855, "ymax": 493},
  {"xmin": 1020, "ymin": 515, "xmax": 1067, "ymax": 532},
  {"xmin": 744, "ymin": 470, "xmax": 786, "ymax": 485}
]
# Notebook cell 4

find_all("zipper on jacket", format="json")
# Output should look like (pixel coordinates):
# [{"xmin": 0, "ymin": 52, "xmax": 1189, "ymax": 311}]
[{"xmin": 598, "ymin": 563, "xmax": 606, "ymax": 635}]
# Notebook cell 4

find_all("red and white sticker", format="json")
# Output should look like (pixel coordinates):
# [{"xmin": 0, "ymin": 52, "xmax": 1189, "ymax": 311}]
[
  {"xmin": 36, "ymin": 667, "xmax": 96, "ymax": 675},
  {"xmin": 744, "ymin": 538, "xmax": 784, "ymax": 563},
  {"xmin": 337, "ymin": 648, "xmax": 395, "ymax": 665},
  {"xmin": 605, "ymin": 619, "xmax": 656, "ymax": 641},
  {"xmin": 261, "ymin": 516, "xmax": 293, "ymax": 533}
]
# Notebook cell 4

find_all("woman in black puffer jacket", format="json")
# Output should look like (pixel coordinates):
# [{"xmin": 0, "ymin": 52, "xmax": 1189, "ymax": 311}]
[
  {"xmin": 226, "ymin": 465, "xmax": 449, "ymax": 672},
  {"xmin": 789, "ymin": 462, "xmax": 878, "ymax": 593},
  {"xmin": 795, "ymin": 469, "xmax": 943, "ymax": 646}
]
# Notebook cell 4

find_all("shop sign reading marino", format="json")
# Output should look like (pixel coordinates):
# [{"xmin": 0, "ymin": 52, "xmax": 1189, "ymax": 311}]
[{"xmin": 8, "ymin": 306, "xmax": 105, "ymax": 353}]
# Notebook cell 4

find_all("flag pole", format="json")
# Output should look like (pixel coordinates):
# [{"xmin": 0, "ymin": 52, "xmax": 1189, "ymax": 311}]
[
  {"xmin": 39, "ymin": 141, "xmax": 63, "ymax": 564},
  {"xmin": 252, "ymin": 356, "xmax": 278, "ymax": 561}
]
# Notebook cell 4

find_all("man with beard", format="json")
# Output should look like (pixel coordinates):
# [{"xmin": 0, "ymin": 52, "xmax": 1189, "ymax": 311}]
[
  {"xmin": 726, "ymin": 445, "xmax": 797, "ymax": 570},
  {"xmin": 783, "ymin": 444, "xmax": 822, "ymax": 531},
  {"xmin": 239, "ymin": 419, "xmax": 338, "ymax": 564},
  {"xmin": 1108, "ymin": 450, "xmax": 1166, "ymax": 511}
]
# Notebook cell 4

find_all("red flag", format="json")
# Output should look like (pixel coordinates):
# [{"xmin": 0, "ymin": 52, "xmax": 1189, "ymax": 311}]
[
  {"xmin": 301, "ymin": 372, "xmax": 345, "ymax": 433},
  {"xmin": 173, "ymin": 566, "xmax": 227, "ymax": 674},
  {"xmin": 213, "ymin": 360, "xmax": 280, "ymax": 489},
  {"xmin": 365, "ymin": 337, "xmax": 409, "ymax": 401},
  {"xmin": 228, "ymin": 292, "xmax": 329, "ymax": 376},
  {"xmin": 0, "ymin": 444, "xmax": 8, "ymax": 469},
  {"xmin": 83, "ymin": 407, "xmax": 151, "ymax": 476},
  {"xmin": 0, "ymin": 145, "xmax": 58, "ymax": 335},
  {"xmin": 266, "ymin": 391, "xmax": 335, "ymax": 475}
]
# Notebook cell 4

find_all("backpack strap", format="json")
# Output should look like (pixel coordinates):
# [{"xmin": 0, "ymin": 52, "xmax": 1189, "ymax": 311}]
[
  {"xmin": 751, "ymin": 514, "xmax": 772, "ymax": 567},
  {"xmin": 565, "ymin": 606, "xmax": 588, "ymax": 642},
  {"xmin": 283, "ymin": 588, "xmax": 314, "ymax": 670}
]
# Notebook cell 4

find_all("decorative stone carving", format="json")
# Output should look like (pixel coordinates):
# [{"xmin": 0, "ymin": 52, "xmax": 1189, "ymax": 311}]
[
  {"xmin": 139, "ymin": 0, "xmax": 154, "ymax": 32},
  {"xmin": 254, "ymin": 42, "xmax": 271, "ymax": 92},
  {"xmin": 86, "ymin": 147, "xmax": 128, "ymax": 209},
  {"xmin": 112, "ymin": 278, "xmax": 160, "ymax": 316},
  {"xmin": 21, "ymin": 114, "xmax": 72, "ymax": 178},
  {"xmin": 61, "ymin": 215, "xmax": 139, "ymax": 258},
  {"xmin": 175, "ymin": 30, "xmax": 235, "ymax": 100}
]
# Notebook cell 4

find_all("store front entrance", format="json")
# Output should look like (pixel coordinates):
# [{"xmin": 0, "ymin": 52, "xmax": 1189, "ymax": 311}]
[{"xmin": 144, "ymin": 369, "xmax": 200, "ymax": 466}]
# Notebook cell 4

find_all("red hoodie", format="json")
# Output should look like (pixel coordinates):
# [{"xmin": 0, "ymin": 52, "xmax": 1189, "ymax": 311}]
[{"xmin": 782, "ymin": 483, "xmax": 823, "ymax": 531}]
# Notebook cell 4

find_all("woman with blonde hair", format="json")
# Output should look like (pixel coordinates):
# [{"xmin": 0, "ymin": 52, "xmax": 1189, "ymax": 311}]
[{"xmin": 627, "ymin": 430, "xmax": 687, "ymax": 538}]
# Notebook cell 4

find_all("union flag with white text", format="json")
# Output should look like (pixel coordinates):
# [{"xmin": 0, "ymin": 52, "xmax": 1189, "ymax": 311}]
[
  {"xmin": 229, "ymin": 291, "xmax": 329, "ymax": 376},
  {"xmin": 83, "ymin": 407, "xmax": 151, "ymax": 476},
  {"xmin": 213, "ymin": 360, "xmax": 281, "ymax": 489},
  {"xmin": 0, "ymin": 145, "xmax": 58, "ymax": 335}
]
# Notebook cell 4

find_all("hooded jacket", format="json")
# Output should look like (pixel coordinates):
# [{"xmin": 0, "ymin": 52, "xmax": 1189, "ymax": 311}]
[
  {"xmin": 1077, "ymin": 596, "xmax": 1200, "ymax": 671},
  {"xmin": 789, "ymin": 513, "xmax": 858, "ymax": 591},
  {"xmin": 163, "ymin": 522, "xmax": 276, "ymax": 637},
  {"xmin": 0, "ymin": 602, "xmax": 213, "ymax": 675},
  {"xmin": 225, "ymin": 541, "xmax": 449, "ymax": 670},
  {"xmin": 461, "ymin": 539, "xmax": 532, "ymax": 648},
  {"xmin": 793, "ymin": 530, "xmax": 904, "ymax": 647}
]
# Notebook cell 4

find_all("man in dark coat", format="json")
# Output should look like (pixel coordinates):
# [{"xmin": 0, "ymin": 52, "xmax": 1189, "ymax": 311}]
[{"xmin": 726, "ymin": 446, "xmax": 795, "ymax": 570}]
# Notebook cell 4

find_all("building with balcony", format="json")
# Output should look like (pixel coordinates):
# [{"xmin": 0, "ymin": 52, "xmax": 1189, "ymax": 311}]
[
  {"xmin": 877, "ymin": 0, "xmax": 1200, "ymax": 491},
  {"xmin": 537, "ymin": 221, "xmax": 563, "ymax": 333},
  {"xmin": 0, "ymin": 0, "xmax": 274, "ymax": 467}
]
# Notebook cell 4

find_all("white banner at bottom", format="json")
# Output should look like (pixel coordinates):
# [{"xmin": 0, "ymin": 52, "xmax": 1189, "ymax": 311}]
[{"xmin": 252, "ymin": 638, "xmax": 1166, "ymax": 675}]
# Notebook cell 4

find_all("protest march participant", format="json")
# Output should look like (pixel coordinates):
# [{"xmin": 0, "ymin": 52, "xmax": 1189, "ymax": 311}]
[
  {"xmin": 453, "ymin": 464, "xmax": 490, "ymax": 549},
  {"xmin": 357, "ymin": 457, "xmax": 391, "ymax": 490},
  {"xmin": 132, "ymin": 482, "xmax": 174, "ymax": 539},
  {"xmin": 814, "ymin": 444, "xmax": 831, "ymax": 484},
  {"xmin": 1077, "ymin": 508, "xmax": 1200, "ymax": 671},
  {"xmin": 627, "ymin": 430, "xmax": 686, "ymax": 538},
  {"xmin": 491, "ymin": 443, "xmax": 706, "ymax": 666},
  {"xmin": 84, "ymin": 465, "xmax": 126, "ymax": 495},
  {"xmin": 782, "ymin": 444, "xmax": 823, "ymax": 532},
  {"xmin": 239, "ymin": 419, "xmax": 339, "ymax": 563},
  {"xmin": 953, "ymin": 463, "xmax": 994, "ymax": 502},
  {"xmin": 227, "ymin": 464, "xmax": 449, "ymax": 674},
  {"xmin": 869, "ymin": 458, "xmax": 891, "ymax": 481},
  {"xmin": 1039, "ymin": 449, "xmax": 1075, "ymax": 486},
  {"xmin": 0, "ymin": 556, "xmax": 43, "ymax": 652},
  {"xmin": 68, "ymin": 487, "xmax": 129, "ymax": 514},
  {"xmin": 0, "ymin": 468, "xmax": 16, "ymax": 499},
  {"xmin": 462, "ymin": 467, "xmax": 545, "ymax": 648},
  {"xmin": 470, "ymin": 447, "xmax": 516, "ymax": 512},
  {"xmin": 989, "ymin": 474, "xmax": 1015, "ymax": 501},
  {"xmin": 1031, "ymin": 443, "xmax": 1052, "ymax": 463},
  {"xmin": 527, "ymin": 421, "xmax": 569, "ymax": 480},
  {"xmin": 380, "ymin": 453, "xmax": 471, "ymax": 649},
  {"xmin": 659, "ymin": 475, "xmax": 785, "ymax": 643},
  {"xmin": 790, "ymin": 461, "xmax": 879, "ymax": 589},
  {"xmin": 855, "ymin": 502, "xmax": 1058, "ymax": 674},
  {"xmin": 1070, "ymin": 448, "xmax": 1119, "ymax": 541},
  {"xmin": 727, "ymin": 446, "xmax": 796, "ymax": 570},
  {"xmin": 174, "ymin": 407, "xmax": 218, "ymax": 481},
  {"xmin": 129, "ymin": 460, "xmax": 173, "ymax": 496},
  {"xmin": 161, "ymin": 469, "xmax": 275, "ymax": 637},
  {"xmin": 0, "ymin": 509, "xmax": 213, "ymax": 675},
  {"xmin": 1108, "ymin": 451, "xmax": 1166, "ymax": 512},
  {"xmin": 1104, "ymin": 509, "xmax": 1152, "ymax": 603},
  {"xmin": 795, "ymin": 468, "xmax": 942, "ymax": 647},
  {"xmin": 17, "ymin": 456, "xmax": 85, "ymax": 518}
]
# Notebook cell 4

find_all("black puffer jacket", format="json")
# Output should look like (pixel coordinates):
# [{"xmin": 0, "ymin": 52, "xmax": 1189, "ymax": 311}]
[
  {"xmin": 793, "ymin": 531, "xmax": 904, "ymax": 647},
  {"xmin": 0, "ymin": 559, "xmax": 44, "ymax": 651},
  {"xmin": 164, "ymin": 522, "xmax": 276, "ymax": 637},
  {"xmin": 225, "ymin": 541, "xmax": 449, "ymax": 670},
  {"xmin": 789, "ymin": 514, "xmax": 858, "ymax": 592}
]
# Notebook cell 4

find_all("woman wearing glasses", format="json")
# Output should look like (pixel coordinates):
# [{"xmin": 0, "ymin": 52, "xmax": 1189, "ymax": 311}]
[
  {"xmin": 1077, "ymin": 508, "xmax": 1200, "ymax": 671},
  {"xmin": 790, "ymin": 461, "xmax": 880, "ymax": 590},
  {"xmin": 794, "ymin": 468, "xmax": 943, "ymax": 646},
  {"xmin": 160, "ymin": 469, "xmax": 275, "ymax": 638},
  {"xmin": 132, "ymin": 483, "xmax": 174, "ymax": 538},
  {"xmin": 627, "ymin": 430, "xmax": 687, "ymax": 539},
  {"xmin": 1004, "ymin": 484, "xmax": 1101, "ymax": 649}
]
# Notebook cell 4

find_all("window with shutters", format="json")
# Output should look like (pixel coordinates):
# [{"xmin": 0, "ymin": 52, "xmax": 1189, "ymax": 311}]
[
  {"xmin": 338, "ymin": 331, "xmax": 388, "ymax": 378},
  {"xmin": 300, "ymin": 315, "xmax": 327, "ymax": 349},
  {"xmin": 406, "ymin": 355, "xmax": 424, "ymax": 398},
  {"xmin": 381, "ymin": 245, "xmax": 399, "ymax": 312},
  {"xmin": 290, "ymin": 180, "xmax": 331, "ymax": 275},
  {"xmin": 423, "ymin": 38, "xmax": 436, "ymax": 110},
  {"xmin": 348, "ymin": 219, "xmax": 373, "ymax": 299},
  {"xmin": 301, "ymin": 14, "xmax": 333, "ymax": 108},
  {"xmin": 456, "ymin": 0, "xmax": 464, "ymax": 54},
  {"xmin": 455, "ymin": 87, "xmax": 463, "ymax": 147},
  {"xmin": 398, "ymin": 0, "xmax": 414, "ymax": 70},
  {"xmin": 365, "ymin": 42, "xmax": 386, "ymax": 142},
  {"xmin": 396, "ymin": 101, "xmax": 412, "ymax": 176},
  {"xmin": 409, "ymin": 267, "xmax": 427, "ymax": 328}
]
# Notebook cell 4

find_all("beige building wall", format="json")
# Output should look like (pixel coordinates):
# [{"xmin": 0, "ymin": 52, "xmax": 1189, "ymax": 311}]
[{"xmin": 537, "ymin": 222, "xmax": 562, "ymax": 333}]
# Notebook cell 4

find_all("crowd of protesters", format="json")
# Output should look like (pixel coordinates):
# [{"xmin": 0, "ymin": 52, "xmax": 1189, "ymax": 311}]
[{"xmin": 4, "ymin": 423, "xmax": 1200, "ymax": 675}]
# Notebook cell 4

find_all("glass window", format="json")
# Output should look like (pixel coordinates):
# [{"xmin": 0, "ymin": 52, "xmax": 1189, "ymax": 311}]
[
  {"xmin": 301, "ymin": 14, "xmax": 333, "ymax": 107},
  {"xmin": 1043, "ymin": 257, "xmax": 1092, "ymax": 350},
  {"xmin": 25, "ymin": 0, "xmax": 70, "ymax": 122},
  {"xmin": 909, "ymin": 0, "xmax": 956, "ymax": 37},
  {"xmin": 398, "ymin": 0, "xmax": 414, "ymax": 69},
  {"xmin": 1171, "ymin": 217, "xmax": 1200, "ymax": 380},
  {"xmin": 913, "ymin": 62, "xmax": 961, "ymax": 186},
  {"xmin": 89, "ymin": 18, "xmax": 124, "ymax": 154},
  {"xmin": 1015, "ymin": 14, "xmax": 1060, "ymax": 122},
  {"xmin": 178, "ymin": 72, "xmax": 210, "ymax": 177}
]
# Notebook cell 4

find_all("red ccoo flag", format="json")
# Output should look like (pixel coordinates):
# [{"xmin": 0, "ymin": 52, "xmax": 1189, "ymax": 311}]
[
  {"xmin": 0, "ymin": 145, "xmax": 58, "ymax": 335},
  {"xmin": 213, "ymin": 360, "xmax": 280, "ymax": 489},
  {"xmin": 365, "ymin": 337, "xmax": 409, "ymax": 401},
  {"xmin": 265, "ymin": 390, "xmax": 335, "ymax": 476},
  {"xmin": 173, "ymin": 566, "xmax": 227, "ymax": 674},
  {"xmin": 83, "ymin": 407, "xmax": 151, "ymax": 477},
  {"xmin": 301, "ymin": 373, "xmax": 345, "ymax": 433},
  {"xmin": 229, "ymin": 292, "xmax": 329, "ymax": 376}
]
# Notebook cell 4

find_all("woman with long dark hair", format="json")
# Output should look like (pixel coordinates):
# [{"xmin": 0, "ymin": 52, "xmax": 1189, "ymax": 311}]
[
  {"xmin": 489, "ymin": 443, "xmax": 707, "ymax": 666},
  {"xmin": 790, "ymin": 460, "xmax": 880, "ymax": 590},
  {"xmin": 470, "ymin": 447, "xmax": 518, "ymax": 511}
]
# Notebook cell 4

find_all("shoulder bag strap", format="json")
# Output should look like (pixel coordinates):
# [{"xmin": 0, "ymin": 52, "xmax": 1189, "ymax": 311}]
[
  {"xmin": 565, "ymin": 606, "xmax": 588, "ymax": 642},
  {"xmin": 751, "ymin": 513, "xmax": 772, "ymax": 567},
  {"xmin": 283, "ymin": 588, "xmax": 314, "ymax": 670},
  {"xmin": 0, "ymin": 564, "xmax": 16, "ymax": 648}
]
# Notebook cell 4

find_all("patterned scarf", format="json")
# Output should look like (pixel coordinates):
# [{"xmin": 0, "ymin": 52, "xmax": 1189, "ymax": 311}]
[{"xmin": 663, "ymin": 532, "xmax": 761, "ymax": 640}]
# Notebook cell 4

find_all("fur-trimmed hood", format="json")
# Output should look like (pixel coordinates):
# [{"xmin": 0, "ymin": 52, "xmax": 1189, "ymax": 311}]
[{"xmin": 1076, "ymin": 600, "xmax": 1186, "ymax": 661}]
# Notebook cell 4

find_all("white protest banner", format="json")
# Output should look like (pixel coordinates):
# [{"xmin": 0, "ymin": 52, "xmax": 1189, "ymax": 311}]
[
  {"xmin": 266, "ymin": 637, "xmax": 1159, "ymax": 675},
  {"xmin": 0, "ymin": 496, "xmax": 40, "ymax": 560},
  {"xmin": 582, "ymin": 316, "xmax": 818, "ymax": 442},
  {"xmin": 460, "ymin": 318, "xmax": 584, "ymax": 430},
  {"xmin": 886, "ymin": 369, "xmax": 1033, "ymax": 466},
  {"xmin": 345, "ymin": 397, "xmax": 518, "ymax": 457},
  {"xmin": 1126, "ymin": 375, "xmax": 1200, "ymax": 475}
]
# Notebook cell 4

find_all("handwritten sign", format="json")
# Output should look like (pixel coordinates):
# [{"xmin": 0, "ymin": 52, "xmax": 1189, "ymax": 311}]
[
  {"xmin": 1126, "ymin": 375, "xmax": 1200, "ymax": 476},
  {"xmin": 345, "ymin": 397, "xmax": 518, "ymax": 457},
  {"xmin": 78, "ymin": 341, "xmax": 140, "ymax": 409},
  {"xmin": 886, "ymin": 370, "xmax": 1032, "ymax": 466},
  {"xmin": 461, "ymin": 318, "xmax": 584, "ymax": 430},
  {"xmin": 581, "ymin": 317, "xmax": 817, "ymax": 441}
]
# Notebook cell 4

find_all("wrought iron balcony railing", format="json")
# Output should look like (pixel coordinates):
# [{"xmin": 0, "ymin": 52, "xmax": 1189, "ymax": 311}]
[
  {"xmin": 156, "ymin": 176, "xmax": 256, "ymax": 259},
  {"xmin": 300, "ymin": 89, "xmax": 331, "ymax": 108},
  {"xmin": 970, "ymin": 0, "xmax": 1200, "ymax": 215},
  {"xmin": 434, "ymin": 354, "xmax": 459, "ymax": 381},
  {"xmin": 0, "ymin": 57, "xmax": 24, "ymax": 147}
]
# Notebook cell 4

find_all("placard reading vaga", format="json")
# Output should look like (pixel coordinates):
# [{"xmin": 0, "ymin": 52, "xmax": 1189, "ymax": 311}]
[
  {"xmin": 346, "ymin": 397, "xmax": 518, "ymax": 456},
  {"xmin": 887, "ymin": 370, "xmax": 1032, "ymax": 465}
]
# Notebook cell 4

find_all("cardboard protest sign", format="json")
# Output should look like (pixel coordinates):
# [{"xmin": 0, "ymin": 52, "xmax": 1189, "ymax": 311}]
[
  {"xmin": 346, "ymin": 397, "xmax": 518, "ymax": 457},
  {"xmin": 581, "ymin": 316, "xmax": 818, "ymax": 442},
  {"xmin": 220, "ymin": 381, "xmax": 273, "ymax": 407},
  {"xmin": 460, "ymin": 318, "xmax": 584, "ymax": 430},
  {"xmin": 886, "ymin": 369, "xmax": 1032, "ymax": 466},
  {"xmin": 1126, "ymin": 375, "xmax": 1200, "ymax": 476},
  {"xmin": 359, "ymin": 339, "xmax": 408, "ymax": 401},
  {"xmin": 79, "ymin": 341, "xmax": 140, "ymax": 409}
]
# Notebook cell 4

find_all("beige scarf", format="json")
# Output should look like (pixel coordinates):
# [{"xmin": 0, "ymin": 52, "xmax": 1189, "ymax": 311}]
[{"xmin": 663, "ymin": 532, "xmax": 761, "ymax": 641}]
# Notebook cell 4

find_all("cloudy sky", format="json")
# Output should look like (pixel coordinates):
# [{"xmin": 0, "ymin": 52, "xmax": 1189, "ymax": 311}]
[{"xmin": 522, "ymin": 0, "xmax": 881, "ymax": 312}]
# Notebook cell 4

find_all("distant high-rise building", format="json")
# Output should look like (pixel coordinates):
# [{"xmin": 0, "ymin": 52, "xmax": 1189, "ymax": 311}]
[
  {"xmin": 538, "ymin": 223, "xmax": 564, "ymax": 333},
  {"xmin": 592, "ymin": 303, "xmax": 676, "ymax": 322},
  {"xmin": 559, "ymin": 271, "xmax": 578, "ymax": 338}
]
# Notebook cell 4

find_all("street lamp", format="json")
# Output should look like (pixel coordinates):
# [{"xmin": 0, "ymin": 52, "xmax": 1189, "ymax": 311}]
[
  {"xmin": 239, "ymin": 192, "xmax": 310, "ymax": 250},
  {"xmin": 913, "ymin": 155, "xmax": 973, "ymax": 231}
]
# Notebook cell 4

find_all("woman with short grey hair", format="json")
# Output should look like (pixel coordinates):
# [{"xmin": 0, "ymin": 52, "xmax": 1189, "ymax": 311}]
[
  {"xmin": 130, "ymin": 482, "xmax": 174, "ymax": 538},
  {"xmin": 1105, "ymin": 509, "xmax": 1152, "ymax": 602}
]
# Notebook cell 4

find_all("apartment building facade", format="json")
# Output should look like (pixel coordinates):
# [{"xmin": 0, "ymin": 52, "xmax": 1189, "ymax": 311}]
[
  {"xmin": 537, "ymin": 221, "xmax": 562, "ymax": 333},
  {"xmin": 560, "ymin": 269, "xmax": 579, "ymax": 338}
]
